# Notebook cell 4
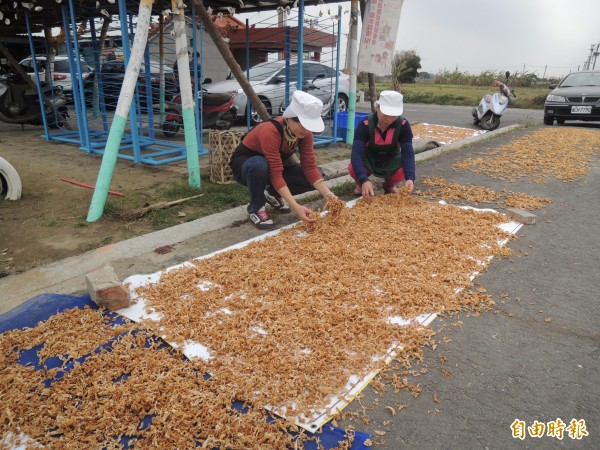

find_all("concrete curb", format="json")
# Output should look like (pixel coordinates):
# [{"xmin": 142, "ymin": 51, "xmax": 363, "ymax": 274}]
[{"xmin": 0, "ymin": 124, "xmax": 522, "ymax": 314}]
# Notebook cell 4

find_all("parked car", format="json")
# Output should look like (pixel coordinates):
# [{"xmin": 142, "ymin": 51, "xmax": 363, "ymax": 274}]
[
  {"xmin": 543, "ymin": 71, "xmax": 600, "ymax": 125},
  {"xmin": 19, "ymin": 55, "xmax": 94, "ymax": 93},
  {"xmin": 205, "ymin": 60, "xmax": 350, "ymax": 124},
  {"xmin": 98, "ymin": 60, "xmax": 178, "ymax": 108}
]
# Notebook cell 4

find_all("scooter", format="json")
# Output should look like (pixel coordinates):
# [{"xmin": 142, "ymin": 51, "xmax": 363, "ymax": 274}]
[
  {"xmin": 162, "ymin": 89, "xmax": 237, "ymax": 138},
  {"xmin": 472, "ymin": 71, "xmax": 516, "ymax": 131},
  {"xmin": 0, "ymin": 71, "xmax": 70, "ymax": 129}
]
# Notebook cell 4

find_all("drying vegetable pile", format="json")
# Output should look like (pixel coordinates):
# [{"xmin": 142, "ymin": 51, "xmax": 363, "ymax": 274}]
[
  {"xmin": 417, "ymin": 177, "xmax": 553, "ymax": 210},
  {"xmin": 412, "ymin": 123, "xmax": 482, "ymax": 144},
  {"xmin": 132, "ymin": 196, "xmax": 513, "ymax": 420},
  {"xmin": 1, "ymin": 195, "xmax": 516, "ymax": 448},
  {"xmin": 454, "ymin": 127, "xmax": 600, "ymax": 182}
]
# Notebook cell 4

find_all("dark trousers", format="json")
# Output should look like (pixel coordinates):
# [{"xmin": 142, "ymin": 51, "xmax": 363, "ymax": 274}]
[{"xmin": 234, "ymin": 155, "xmax": 314, "ymax": 213}]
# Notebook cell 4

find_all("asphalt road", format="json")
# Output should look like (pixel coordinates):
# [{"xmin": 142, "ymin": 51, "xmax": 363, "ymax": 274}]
[{"xmin": 334, "ymin": 124, "xmax": 599, "ymax": 449}]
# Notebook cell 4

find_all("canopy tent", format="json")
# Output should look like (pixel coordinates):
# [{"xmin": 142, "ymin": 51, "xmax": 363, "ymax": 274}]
[{"xmin": 0, "ymin": 0, "xmax": 348, "ymax": 35}]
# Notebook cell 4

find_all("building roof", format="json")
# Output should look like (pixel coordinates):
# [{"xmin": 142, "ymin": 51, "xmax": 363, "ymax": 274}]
[
  {"xmin": 0, "ymin": 0, "xmax": 343, "ymax": 35},
  {"xmin": 227, "ymin": 26, "xmax": 337, "ymax": 52}
]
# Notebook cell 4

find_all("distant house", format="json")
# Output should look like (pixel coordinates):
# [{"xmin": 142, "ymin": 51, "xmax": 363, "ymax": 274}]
[
  {"xmin": 223, "ymin": 20, "xmax": 337, "ymax": 70},
  {"xmin": 147, "ymin": 15, "xmax": 231, "ymax": 83},
  {"xmin": 148, "ymin": 14, "xmax": 337, "ymax": 83}
]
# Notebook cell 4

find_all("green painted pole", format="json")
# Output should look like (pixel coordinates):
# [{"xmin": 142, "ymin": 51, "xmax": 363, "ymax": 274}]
[
  {"xmin": 173, "ymin": 1, "xmax": 201, "ymax": 188},
  {"xmin": 182, "ymin": 109, "xmax": 200, "ymax": 186},
  {"xmin": 87, "ymin": 0, "xmax": 154, "ymax": 222}
]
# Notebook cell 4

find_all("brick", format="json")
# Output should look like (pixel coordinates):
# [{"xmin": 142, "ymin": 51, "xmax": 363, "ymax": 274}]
[
  {"xmin": 85, "ymin": 264, "xmax": 131, "ymax": 311},
  {"xmin": 505, "ymin": 207, "xmax": 536, "ymax": 225}
]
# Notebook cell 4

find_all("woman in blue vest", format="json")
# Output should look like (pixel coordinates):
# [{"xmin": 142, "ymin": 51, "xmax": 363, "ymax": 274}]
[{"xmin": 348, "ymin": 90, "xmax": 415, "ymax": 198}]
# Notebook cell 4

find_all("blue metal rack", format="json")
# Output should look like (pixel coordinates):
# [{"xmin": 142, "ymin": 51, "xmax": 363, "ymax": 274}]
[{"xmin": 21, "ymin": 0, "xmax": 344, "ymax": 164}]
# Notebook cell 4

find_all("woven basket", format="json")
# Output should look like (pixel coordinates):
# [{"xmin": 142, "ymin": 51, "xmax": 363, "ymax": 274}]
[{"xmin": 208, "ymin": 130, "xmax": 245, "ymax": 184}]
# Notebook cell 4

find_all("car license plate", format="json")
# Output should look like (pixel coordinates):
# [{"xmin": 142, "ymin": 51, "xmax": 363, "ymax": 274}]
[{"xmin": 571, "ymin": 106, "xmax": 592, "ymax": 114}]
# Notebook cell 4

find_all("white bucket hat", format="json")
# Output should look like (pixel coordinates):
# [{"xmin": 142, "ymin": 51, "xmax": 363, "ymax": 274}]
[
  {"xmin": 282, "ymin": 90, "xmax": 325, "ymax": 133},
  {"xmin": 377, "ymin": 90, "xmax": 404, "ymax": 116}
]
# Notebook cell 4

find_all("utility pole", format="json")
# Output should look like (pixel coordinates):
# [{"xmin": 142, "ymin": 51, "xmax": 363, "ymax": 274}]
[
  {"xmin": 278, "ymin": 8, "xmax": 285, "ymax": 60},
  {"xmin": 592, "ymin": 43, "xmax": 600, "ymax": 70},
  {"xmin": 584, "ymin": 44, "xmax": 594, "ymax": 70}
]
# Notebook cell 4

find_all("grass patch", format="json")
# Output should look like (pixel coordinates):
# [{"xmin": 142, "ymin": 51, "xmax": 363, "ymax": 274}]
[
  {"xmin": 148, "ymin": 208, "xmax": 180, "ymax": 229},
  {"xmin": 115, "ymin": 172, "xmax": 355, "ymax": 231},
  {"xmin": 46, "ymin": 216, "xmax": 61, "ymax": 227},
  {"xmin": 357, "ymin": 80, "xmax": 549, "ymax": 109},
  {"xmin": 82, "ymin": 236, "xmax": 113, "ymax": 252},
  {"xmin": 103, "ymin": 201, "xmax": 123, "ymax": 216},
  {"xmin": 128, "ymin": 176, "xmax": 249, "ymax": 230}
]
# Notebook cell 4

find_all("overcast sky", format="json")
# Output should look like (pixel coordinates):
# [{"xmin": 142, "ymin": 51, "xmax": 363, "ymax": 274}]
[
  {"xmin": 245, "ymin": 0, "xmax": 599, "ymax": 79},
  {"xmin": 391, "ymin": 0, "xmax": 600, "ymax": 78}
]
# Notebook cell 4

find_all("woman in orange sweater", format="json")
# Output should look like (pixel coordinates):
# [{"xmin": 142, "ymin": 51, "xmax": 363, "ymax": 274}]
[{"xmin": 230, "ymin": 91, "xmax": 338, "ymax": 229}]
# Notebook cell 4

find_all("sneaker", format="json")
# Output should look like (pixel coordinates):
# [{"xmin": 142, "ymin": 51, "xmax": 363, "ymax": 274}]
[
  {"xmin": 249, "ymin": 207, "xmax": 275, "ymax": 229},
  {"xmin": 264, "ymin": 187, "xmax": 291, "ymax": 213}
]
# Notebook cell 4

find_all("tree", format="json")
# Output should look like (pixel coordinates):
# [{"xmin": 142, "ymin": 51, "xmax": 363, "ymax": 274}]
[{"xmin": 392, "ymin": 50, "xmax": 422, "ymax": 84}]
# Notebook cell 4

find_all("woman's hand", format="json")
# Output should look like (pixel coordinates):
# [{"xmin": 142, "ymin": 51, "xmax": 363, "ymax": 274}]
[
  {"xmin": 404, "ymin": 179, "xmax": 414, "ymax": 194},
  {"xmin": 294, "ymin": 205, "xmax": 318, "ymax": 224},
  {"xmin": 324, "ymin": 192, "xmax": 339, "ymax": 202},
  {"xmin": 361, "ymin": 180, "xmax": 375, "ymax": 198}
]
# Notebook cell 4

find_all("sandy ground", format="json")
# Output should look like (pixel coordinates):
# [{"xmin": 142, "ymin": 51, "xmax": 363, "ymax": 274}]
[
  {"xmin": 0, "ymin": 122, "xmax": 353, "ymax": 277},
  {"xmin": 0, "ymin": 124, "xmax": 180, "ymax": 275}
]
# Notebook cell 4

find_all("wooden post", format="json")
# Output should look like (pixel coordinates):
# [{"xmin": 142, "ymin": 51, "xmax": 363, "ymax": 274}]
[
  {"xmin": 173, "ymin": 0, "xmax": 201, "ymax": 188},
  {"xmin": 159, "ymin": 14, "xmax": 166, "ymax": 123},
  {"xmin": 346, "ymin": 0, "xmax": 359, "ymax": 144},
  {"xmin": 87, "ymin": 0, "xmax": 155, "ymax": 222},
  {"xmin": 359, "ymin": 0, "xmax": 377, "ymax": 112},
  {"xmin": 188, "ymin": 0, "xmax": 270, "ymax": 121}
]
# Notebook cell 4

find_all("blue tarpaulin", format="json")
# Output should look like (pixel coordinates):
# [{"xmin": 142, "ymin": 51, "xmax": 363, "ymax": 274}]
[{"xmin": 0, "ymin": 293, "xmax": 371, "ymax": 449}]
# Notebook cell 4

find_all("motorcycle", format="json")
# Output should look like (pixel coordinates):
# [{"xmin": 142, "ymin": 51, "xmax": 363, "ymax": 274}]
[
  {"xmin": 162, "ymin": 89, "xmax": 237, "ymax": 138},
  {"xmin": 472, "ymin": 71, "xmax": 516, "ymax": 131},
  {"xmin": 0, "ymin": 70, "xmax": 70, "ymax": 129}
]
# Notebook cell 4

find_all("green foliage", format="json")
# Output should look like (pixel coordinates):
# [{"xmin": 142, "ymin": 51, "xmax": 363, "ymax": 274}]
[
  {"xmin": 82, "ymin": 236, "xmax": 113, "ymax": 252},
  {"xmin": 46, "ymin": 216, "xmax": 61, "ymax": 227},
  {"xmin": 142, "ymin": 177, "xmax": 248, "ymax": 229},
  {"xmin": 103, "ymin": 201, "xmax": 122, "ymax": 216},
  {"xmin": 391, "ymin": 50, "xmax": 422, "ymax": 84},
  {"xmin": 401, "ymin": 91, "xmax": 467, "ymax": 105},
  {"xmin": 357, "ymin": 74, "xmax": 551, "ymax": 110},
  {"xmin": 432, "ymin": 69, "xmax": 561, "ymax": 87}
]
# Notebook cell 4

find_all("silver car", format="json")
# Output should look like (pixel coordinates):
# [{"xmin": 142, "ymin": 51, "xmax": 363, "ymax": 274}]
[{"xmin": 205, "ymin": 60, "xmax": 349, "ymax": 124}]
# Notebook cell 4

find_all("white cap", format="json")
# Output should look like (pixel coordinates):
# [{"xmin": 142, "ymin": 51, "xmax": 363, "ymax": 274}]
[
  {"xmin": 282, "ymin": 90, "xmax": 325, "ymax": 133},
  {"xmin": 377, "ymin": 90, "xmax": 404, "ymax": 116}
]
